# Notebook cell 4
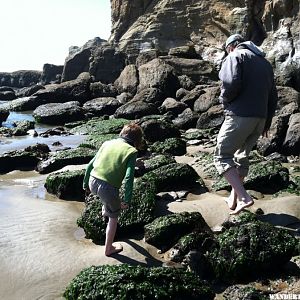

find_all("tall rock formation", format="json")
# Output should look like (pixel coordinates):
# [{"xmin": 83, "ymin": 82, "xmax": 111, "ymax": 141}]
[{"xmin": 110, "ymin": 0, "xmax": 300, "ymax": 90}]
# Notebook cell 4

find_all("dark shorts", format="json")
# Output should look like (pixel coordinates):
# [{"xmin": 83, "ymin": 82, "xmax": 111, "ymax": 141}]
[{"xmin": 89, "ymin": 176, "xmax": 120, "ymax": 218}]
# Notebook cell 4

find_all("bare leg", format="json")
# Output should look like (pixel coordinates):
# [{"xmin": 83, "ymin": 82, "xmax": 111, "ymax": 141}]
[
  {"xmin": 104, "ymin": 217, "xmax": 123, "ymax": 256},
  {"xmin": 223, "ymin": 167, "xmax": 253, "ymax": 214},
  {"xmin": 226, "ymin": 175, "xmax": 245, "ymax": 210}
]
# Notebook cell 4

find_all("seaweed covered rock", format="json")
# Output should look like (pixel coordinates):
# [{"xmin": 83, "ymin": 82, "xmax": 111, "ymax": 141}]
[
  {"xmin": 135, "ymin": 154, "xmax": 176, "ymax": 177},
  {"xmin": 223, "ymin": 285, "xmax": 269, "ymax": 300},
  {"xmin": 36, "ymin": 147, "xmax": 96, "ymax": 174},
  {"xmin": 169, "ymin": 231, "xmax": 216, "ymax": 263},
  {"xmin": 70, "ymin": 117, "xmax": 129, "ymax": 135},
  {"xmin": 12, "ymin": 120, "xmax": 35, "ymax": 136},
  {"xmin": 206, "ymin": 219, "xmax": 298, "ymax": 282},
  {"xmin": 213, "ymin": 160, "xmax": 290, "ymax": 193},
  {"xmin": 79, "ymin": 133, "xmax": 117, "ymax": 149},
  {"xmin": 0, "ymin": 149, "xmax": 40, "ymax": 174},
  {"xmin": 45, "ymin": 169, "xmax": 85, "ymax": 200},
  {"xmin": 77, "ymin": 178, "xmax": 157, "ymax": 243},
  {"xmin": 144, "ymin": 212, "xmax": 210, "ymax": 251},
  {"xmin": 142, "ymin": 162, "xmax": 201, "ymax": 192},
  {"xmin": 149, "ymin": 137, "xmax": 187, "ymax": 156},
  {"xmin": 64, "ymin": 264, "xmax": 215, "ymax": 300}
]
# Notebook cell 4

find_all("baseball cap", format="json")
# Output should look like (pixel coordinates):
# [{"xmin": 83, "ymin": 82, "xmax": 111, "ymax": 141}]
[{"xmin": 225, "ymin": 34, "xmax": 244, "ymax": 48}]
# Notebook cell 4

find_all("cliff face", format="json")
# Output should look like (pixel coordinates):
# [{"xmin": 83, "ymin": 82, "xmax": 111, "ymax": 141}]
[{"xmin": 110, "ymin": 0, "xmax": 300, "ymax": 89}]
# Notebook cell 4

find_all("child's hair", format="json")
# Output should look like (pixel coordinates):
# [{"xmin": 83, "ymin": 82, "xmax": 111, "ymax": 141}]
[{"xmin": 120, "ymin": 123, "xmax": 143, "ymax": 148}]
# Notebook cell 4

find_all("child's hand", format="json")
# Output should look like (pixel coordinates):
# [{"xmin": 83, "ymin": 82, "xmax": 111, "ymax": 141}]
[{"xmin": 120, "ymin": 202, "xmax": 129, "ymax": 210}]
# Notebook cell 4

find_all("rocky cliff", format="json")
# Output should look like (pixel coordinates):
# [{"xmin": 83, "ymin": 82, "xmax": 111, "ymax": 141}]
[{"xmin": 110, "ymin": 0, "xmax": 300, "ymax": 91}]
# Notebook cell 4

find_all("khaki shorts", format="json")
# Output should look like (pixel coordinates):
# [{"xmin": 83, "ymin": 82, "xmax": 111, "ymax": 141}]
[
  {"xmin": 214, "ymin": 115, "xmax": 265, "ymax": 176},
  {"xmin": 89, "ymin": 176, "xmax": 120, "ymax": 218}
]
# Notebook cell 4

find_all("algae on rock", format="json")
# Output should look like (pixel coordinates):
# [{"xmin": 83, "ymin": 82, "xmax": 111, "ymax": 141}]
[{"xmin": 64, "ymin": 264, "xmax": 215, "ymax": 300}]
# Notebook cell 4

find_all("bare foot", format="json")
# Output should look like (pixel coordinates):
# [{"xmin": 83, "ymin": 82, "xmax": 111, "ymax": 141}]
[
  {"xmin": 229, "ymin": 197, "xmax": 254, "ymax": 215},
  {"xmin": 105, "ymin": 243, "xmax": 123, "ymax": 257},
  {"xmin": 224, "ymin": 189, "xmax": 237, "ymax": 210}
]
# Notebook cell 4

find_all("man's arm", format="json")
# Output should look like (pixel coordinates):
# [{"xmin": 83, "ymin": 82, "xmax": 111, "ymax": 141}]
[{"xmin": 219, "ymin": 54, "xmax": 243, "ymax": 104}]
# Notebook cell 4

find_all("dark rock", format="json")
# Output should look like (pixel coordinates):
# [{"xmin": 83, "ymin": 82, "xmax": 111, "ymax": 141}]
[
  {"xmin": 0, "ymin": 108, "xmax": 9, "ymax": 123},
  {"xmin": 160, "ymin": 97, "xmax": 188, "ymax": 115},
  {"xmin": 136, "ymin": 49, "xmax": 160, "ymax": 67},
  {"xmin": 114, "ymin": 100, "xmax": 158, "ymax": 119},
  {"xmin": 176, "ymin": 88, "xmax": 189, "ymax": 100},
  {"xmin": 181, "ymin": 86, "xmax": 205, "ymax": 108},
  {"xmin": 36, "ymin": 147, "xmax": 96, "ymax": 174},
  {"xmin": 144, "ymin": 212, "xmax": 209, "ymax": 251},
  {"xmin": 15, "ymin": 85, "xmax": 45, "ymax": 98},
  {"xmin": 0, "ymin": 149, "xmax": 41, "ymax": 173},
  {"xmin": 61, "ymin": 37, "xmax": 106, "ymax": 82},
  {"xmin": 206, "ymin": 220, "xmax": 298, "ymax": 282},
  {"xmin": 149, "ymin": 137, "xmax": 187, "ymax": 156},
  {"xmin": 33, "ymin": 101, "xmax": 85, "ymax": 125},
  {"xmin": 132, "ymin": 87, "xmax": 165, "ymax": 105},
  {"xmin": 116, "ymin": 92, "xmax": 133, "ymax": 103},
  {"xmin": 114, "ymin": 64, "xmax": 138, "ymax": 95},
  {"xmin": 83, "ymin": 97, "xmax": 121, "ymax": 117},
  {"xmin": 33, "ymin": 72, "xmax": 92, "ymax": 105},
  {"xmin": 142, "ymin": 162, "xmax": 201, "ymax": 193},
  {"xmin": 213, "ymin": 160, "xmax": 290, "ymax": 194},
  {"xmin": 177, "ymin": 75, "xmax": 196, "ymax": 90},
  {"xmin": 160, "ymin": 56, "xmax": 218, "ymax": 83},
  {"xmin": 196, "ymin": 105, "xmax": 224, "ymax": 129},
  {"xmin": 40, "ymin": 64, "xmax": 63, "ymax": 85},
  {"xmin": 173, "ymin": 108, "xmax": 200, "ymax": 130},
  {"xmin": 12, "ymin": 120, "xmax": 35, "ymax": 136},
  {"xmin": 223, "ymin": 285, "xmax": 270, "ymax": 300},
  {"xmin": 0, "ymin": 87, "xmax": 14, "ymax": 92},
  {"xmin": 45, "ymin": 169, "xmax": 85, "ymax": 200},
  {"xmin": 140, "ymin": 117, "xmax": 180, "ymax": 143},
  {"xmin": 89, "ymin": 82, "xmax": 118, "ymax": 98},
  {"xmin": 138, "ymin": 58, "xmax": 180, "ymax": 98},
  {"xmin": 168, "ymin": 45, "xmax": 200, "ymax": 59},
  {"xmin": 193, "ymin": 86, "xmax": 220, "ymax": 113},
  {"xmin": 0, "ymin": 70, "xmax": 41, "ymax": 88},
  {"xmin": 39, "ymin": 127, "xmax": 71, "ymax": 137},
  {"xmin": 77, "ymin": 177, "xmax": 157, "ymax": 243},
  {"xmin": 282, "ymin": 113, "xmax": 300, "ymax": 155},
  {"xmin": 89, "ymin": 44, "xmax": 126, "ymax": 84},
  {"xmin": 63, "ymin": 264, "xmax": 215, "ymax": 300},
  {"xmin": 0, "ymin": 90, "xmax": 16, "ymax": 100}
]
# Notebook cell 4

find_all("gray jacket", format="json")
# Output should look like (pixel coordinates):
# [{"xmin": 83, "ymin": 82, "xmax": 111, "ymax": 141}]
[{"xmin": 219, "ymin": 41, "xmax": 278, "ymax": 130}]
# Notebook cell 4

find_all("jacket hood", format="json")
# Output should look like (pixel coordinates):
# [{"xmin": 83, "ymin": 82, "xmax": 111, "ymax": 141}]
[{"xmin": 237, "ymin": 41, "xmax": 265, "ymax": 57}]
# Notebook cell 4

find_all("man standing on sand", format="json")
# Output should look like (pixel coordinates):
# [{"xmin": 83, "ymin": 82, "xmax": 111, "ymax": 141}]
[{"xmin": 214, "ymin": 33, "xmax": 278, "ymax": 214}]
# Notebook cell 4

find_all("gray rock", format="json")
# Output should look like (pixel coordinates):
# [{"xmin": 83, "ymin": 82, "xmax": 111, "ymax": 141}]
[
  {"xmin": 83, "ymin": 97, "xmax": 121, "ymax": 117},
  {"xmin": 114, "ymin": 64, "xmax": 138, "ymax": 95},
  {"xmin": 282, "ymin": 113, "xmax": 300, "ymax": 155}
]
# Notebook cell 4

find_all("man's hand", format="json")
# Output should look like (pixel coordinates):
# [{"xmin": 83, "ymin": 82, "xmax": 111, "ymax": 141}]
[{"xmin": 121, "ymin": 202, "xmax": 129, "ymax": 210}]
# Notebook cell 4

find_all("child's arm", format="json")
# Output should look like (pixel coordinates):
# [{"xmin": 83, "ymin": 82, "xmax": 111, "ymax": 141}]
[
  {"xmin": 82, "ymin": 155, "xmax": 96, "ymax": 190},
  {"xmin": 123, "ymin": 153, "xmax": 137, "ymax": 205}
]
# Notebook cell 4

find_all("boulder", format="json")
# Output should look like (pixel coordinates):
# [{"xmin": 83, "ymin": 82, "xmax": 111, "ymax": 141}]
[
  {"xmin": 33, "ymin": 101, "xmax": 85, "ymax": 125},
  {"xmin": 149, "ymin": 137, "xmax": 187, "ymax": 156},
  {"xmin": 0, "ymin": 108, "xmax": 9, "ymax": 123},
  {"xmin": 160, "ymin": 97, "xmax": 188, "ymax": 116},
  {"xmin": 138, "ymin": 58, "xmax": 180, "ymax": 97},
  {"xmin": 0, "ymin": 90, "xmax": 16, "ymax": 100},
  {"xmin": 114, "ymin": 64, "xmax": 139, "ymax": 95},
  {"xmin": 12, "ymin": 120, "xmax": 35, "ymax": 136},
  {"xmin": 168, "ymin": 45, "xmax": 200, "ymax": 59},
  {"xmin": 177, "ymin": 75, "xmax": 196, "ymax": 91},
  {"xmin": 282, "ymin": 112, "xmax": 300, "ymax": 155},
  {"xmin": 36, "ymin": 147, "xmax": 96, "ymax": 174},
  {"xmin": 61, "ymin": 37, "xmax": 106, "ymax": 82},
  {"xmin": 89, "ymin": 82, "xmax": 118, "ymax": 98},
  {"xmin": 213, "ymin": 160, "xmax": 290, "ymax": 194},
  {"xmin": 83, "ymin": 97, "xmax": 121, "ymax": 117},
  {"xmin": 40, "ymin": 64, "xmax": 63, "ymax": 85},
  {"xmin": 144, "ymin": 212, "xmax": 210, "ymax": 251},
  {"xmin": 140, "ymin": 117, "xmax": 180, "ymax": 143},
  {"xmin": 15, "ymin": 85, "xmax": 45, "ymax": 98},
  {"xmin": 33, "ymin": 72, "xmax": 92, "ymax": 105},
  {"xmin": 114, "ymin": 100, "xmax": 158, "ymax": 119},
  {"xmin": 64, "ymin": 264, "xmax": 215, "ymax": 300},
  {"xmin": 0, "ymin": 70, "xmax": 41, "ymax": 88},
  {"xmin": 181, "ymin": 86, "xmax": 206, "ymax": 108},
  {"xmin": 173, "ymin": 108, "xmax": 200, "ymax": 130},
  {"xmin": 45, "ymin": 169, "xmax": 85, "ymax": 200},
  {"xmin": 196, "ymin": 105, "xmax": 224, "ymax": 129},
  {"xmin": 193, "ymin": 86, "xmax": 220, "ymax": 113}
]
